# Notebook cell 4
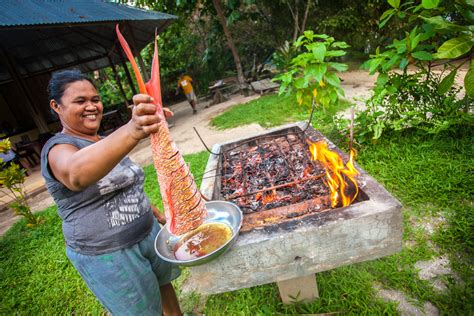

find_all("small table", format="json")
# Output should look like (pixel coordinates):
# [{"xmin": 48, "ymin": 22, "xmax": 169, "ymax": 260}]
[
  {"xmin": 208, "ymin": 80, "xmax": 229, "ymax": 106},
  {"xmin": 15, "ymin": 141, "xmax": 40, "ymax": 167}
]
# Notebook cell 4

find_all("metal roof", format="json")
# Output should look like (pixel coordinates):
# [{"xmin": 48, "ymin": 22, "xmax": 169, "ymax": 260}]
[{"xmin": 0, "ymin": 0, "xmax": 176, "ymax": 84}]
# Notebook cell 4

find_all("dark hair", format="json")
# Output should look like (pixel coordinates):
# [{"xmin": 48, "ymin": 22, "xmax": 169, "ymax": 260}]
[{"xmin": 47, "ymin": 69, "xmax": 96, "ymax": 103}]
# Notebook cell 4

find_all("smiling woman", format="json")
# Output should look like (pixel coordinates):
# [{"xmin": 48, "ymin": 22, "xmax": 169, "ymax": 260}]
[{"xmin": 40, "ymin": 70, "xmax": 182, "ymax": 315}]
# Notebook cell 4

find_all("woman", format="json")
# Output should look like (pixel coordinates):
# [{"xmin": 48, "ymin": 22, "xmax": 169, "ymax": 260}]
[{"xmin": 41, "ymin": 70, "xmax": 182, "ymax": 315}]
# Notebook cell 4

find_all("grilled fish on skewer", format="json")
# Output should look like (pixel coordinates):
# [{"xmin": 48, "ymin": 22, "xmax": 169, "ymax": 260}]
[{"xmin": 116, "ymin": 25, "xmax": 207, "ymax": 235}]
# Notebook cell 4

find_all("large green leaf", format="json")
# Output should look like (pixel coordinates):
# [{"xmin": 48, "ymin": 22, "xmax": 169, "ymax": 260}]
[
  {"xmin": 305, "ymin": 63, "xmax": 327, "ymax": 82},
  {"xmin": 438, "ymin": 69, "xmax": 457, "ymax": 95},
  {"xmin": 412, "ymin": 51, "xmax": 433, "ymax": 60},
  {"xmin": 410, "ymin": 33, "xmax": 422, "ymax": 51},
  {"xmin": 421, "ymin": 16, "xmax": 467, "ymax": 31},
  {"xmin": 376, "ymin": 73, "xmax": 389, "ymax": 87},
  {"xmin": 422, "ymin": 0, "xmax": 439, "ymax": 9},
  {"xmin": 379, "ymin": 8, "xmax": 395, "ymax": 28},
  {"xmin": 369, "ymin": 58, "xmax": 384, "ymax": 75},
  {"xmin": 400, "ymin": 58, "xmax": 409, "ymax": 69},
  {"xmin": 325, "ymin": 50, "xmax": 346, "ymax": 57},
  {"xmin": 312, "ymin": 43, "xmax": 327, "ymax": 62},
  {"xmin": 382, "ymin": 54, "xmax": 401, "ymax": 71},
  {"xmin": 324, "ymin": 72, "xmax": 341, "ymax": 87},
  {"xmin": 465, "ymin": 63, "xmax": 474, "ymax": 98},
  {"xmin": 388, "ymin": 0, "xmax": 400, "ymax": 8},
  {"xmin": 294, "ymin": 77, "xmax": 307, "ymax": 89},
  {"xmin": 331, "ymin": 41, "xmax": 350, "ymax": 49},
  {"xmin": 434, "ymin": 37, "xmax": 473, "ymax": 59},
  {"xmin": 328, "ymin": 62, "xmax": 349, "ymax": 72}
]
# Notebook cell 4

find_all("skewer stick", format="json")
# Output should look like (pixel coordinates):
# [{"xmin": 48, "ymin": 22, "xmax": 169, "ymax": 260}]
[
  {"xmin": 349, "ymin": 106, "xmax": 355, "ymax": 152},
  {"xmin": 226, "ymin": 173, "xmax": 325, "ymax": 200}
]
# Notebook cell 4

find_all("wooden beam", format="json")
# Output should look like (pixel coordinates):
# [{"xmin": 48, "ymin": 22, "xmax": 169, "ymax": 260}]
[
  {"xmin": 0, "ymin": 54, "xmax": 111, "ymax": 85},
  {"xmin": 0, "ymin": 47, "xmax": 49, "ymax": 134}
]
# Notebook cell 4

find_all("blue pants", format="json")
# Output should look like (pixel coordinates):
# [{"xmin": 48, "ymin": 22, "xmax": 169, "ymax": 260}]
[{"xmin": 66, "ymin": 221, "xmax": 180, "ymax": 315}]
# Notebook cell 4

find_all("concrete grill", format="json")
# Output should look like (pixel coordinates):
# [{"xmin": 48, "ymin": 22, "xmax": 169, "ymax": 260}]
[{"xmin": 182, "ymin": 121, "xmax": 403, "ymax": 303}]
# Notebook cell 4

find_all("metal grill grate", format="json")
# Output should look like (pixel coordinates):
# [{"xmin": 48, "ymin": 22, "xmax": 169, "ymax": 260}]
[{"xmin": 220, "ymin": 132, "xmax": 330, "ymax": 214}]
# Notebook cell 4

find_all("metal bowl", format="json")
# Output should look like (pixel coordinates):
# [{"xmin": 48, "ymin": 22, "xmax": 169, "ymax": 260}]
[{"xmin": 154, "ymin": 201, "xmax": 243, "ymax": 267}]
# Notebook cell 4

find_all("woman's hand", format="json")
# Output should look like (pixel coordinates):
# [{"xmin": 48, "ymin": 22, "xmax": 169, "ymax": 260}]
[
  {"xmin": 128, "ymin": 94, "xmax": 162, "ymax": 140},
  {"xmin": 151, "ymin": 204, "xmax": 166, "ymax": 225}
]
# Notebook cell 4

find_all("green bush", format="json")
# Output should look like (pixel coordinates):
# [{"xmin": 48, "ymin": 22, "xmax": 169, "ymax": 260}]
[{"xmin": 340, "ymin": 71, "xmax": 473, "ymax": 143}]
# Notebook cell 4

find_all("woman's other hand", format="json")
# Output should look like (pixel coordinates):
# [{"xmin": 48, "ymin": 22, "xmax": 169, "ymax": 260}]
[
  {"xmin": 128, "ymin": 94, "xmax": 162, "ymax": 140},
  {"xmin": 151, "ymin": 204, "xmax": 166, "ymax": 225}
]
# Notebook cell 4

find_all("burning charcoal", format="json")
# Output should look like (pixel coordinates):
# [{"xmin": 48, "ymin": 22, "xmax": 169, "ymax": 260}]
[{"xmin": 221, "ymin": 131, "xmax": 352, "ymax": 215}]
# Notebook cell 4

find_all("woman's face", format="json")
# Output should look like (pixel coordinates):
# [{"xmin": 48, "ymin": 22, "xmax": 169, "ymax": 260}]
[{"xmin": 51, "ymin": 80, "xmax": 103, "ymax": 138}]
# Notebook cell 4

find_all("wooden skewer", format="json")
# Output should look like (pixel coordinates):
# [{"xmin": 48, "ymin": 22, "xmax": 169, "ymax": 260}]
[
  {"xmin": 349, "ymin": 106, "xmax": 355, "ymax": 152},
  {"xmin": 226, "ymin": 173, "xmax": 325, "ymax": 200}
]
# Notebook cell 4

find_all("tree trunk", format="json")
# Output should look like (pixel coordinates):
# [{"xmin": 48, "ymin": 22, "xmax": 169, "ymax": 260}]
[
  {"xmin": 212, "ymin": 0, "xmax": 246, "ymax": 89},
  {"xmin": 300, "ymin": 0, "xmax": 311, "ymax": 33},
  {"xmin": 288, "ymin": 0, "xmax": 300, "ymax": 41}
]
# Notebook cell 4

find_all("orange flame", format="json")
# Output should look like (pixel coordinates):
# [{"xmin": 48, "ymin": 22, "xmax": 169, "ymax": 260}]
[{"xmin": 309, "ymin": 141, "xmax": 359, "ymax": 208}]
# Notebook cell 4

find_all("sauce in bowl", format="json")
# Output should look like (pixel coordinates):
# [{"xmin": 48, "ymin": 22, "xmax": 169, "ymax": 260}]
[{"xmin": 174, "ymin": 222, "xmax": 233, "ymax": 261}]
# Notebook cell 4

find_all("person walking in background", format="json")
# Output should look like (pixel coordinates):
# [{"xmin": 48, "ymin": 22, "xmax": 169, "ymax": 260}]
[{"xmin": 176, "ymin": 73, "xmax": 198, "ymax": 114}]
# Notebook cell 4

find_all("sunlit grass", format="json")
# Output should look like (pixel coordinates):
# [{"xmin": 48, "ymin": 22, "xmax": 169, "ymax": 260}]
[{"xmin": 210, "ymin": 93, "xmax": 350, "ymax": 131}]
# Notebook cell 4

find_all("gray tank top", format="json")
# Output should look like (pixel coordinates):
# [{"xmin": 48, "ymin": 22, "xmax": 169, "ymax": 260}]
[{"xmin": 41, "ymin": 133, "xmax": 153, "ymax": 255}]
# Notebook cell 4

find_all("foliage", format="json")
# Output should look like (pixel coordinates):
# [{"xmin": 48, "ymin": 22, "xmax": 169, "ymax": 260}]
[
  {"xmin": 95, "ymin": 67, "xmax": 135, "ymax": 110},
  {"xmin": 0, "ymin": 138, "xmax": 39, "ymax": 226},
  {"xmin": 94, "ymin": 1, "xmax": 394, "ymax": 107},
  {"xmin": 272, "ymin": 40, "xmax": 300, "ymax": 72},
  {"xmin": 273, "ymin": 31, "xmax": 349, "ymax": 111},
  {"xmin": 350, "ymin": 0, "xmax": 474, "ymax": 142},
  {"xmin": 2, "ymin": 126, "xmax": 472, "ymax": 314},
  {"xmin": 338, "ymin": 71, "xmax": 473, "ymax": 143},
  {"xmin": 362, "ymin": 0, "xmax": 473, "ymax": 94}
]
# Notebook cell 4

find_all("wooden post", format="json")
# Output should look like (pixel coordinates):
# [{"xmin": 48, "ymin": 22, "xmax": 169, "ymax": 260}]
[
  {"xmin": 115, "ymin": 43, "xmax": 137, "ymax": 95},
  {"xmin": 126, "ymin": 22, "xmax": 149, "ymax": 81},
  {"xmin": 108, "ymin": 56, "xmax": 129, "ymax": 107},
  {"xmin": 349, "ymin": 106, "xmax": 355, "ymax": 151},
  {"xmin": 277, "ymin": 274, "xmax": 319, "ymax": 305}
]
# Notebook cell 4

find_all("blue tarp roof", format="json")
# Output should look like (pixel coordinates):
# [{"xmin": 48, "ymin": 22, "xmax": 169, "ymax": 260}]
[{"xmin": 0, "ymin": 0, "xmax": 176, "ymax": 83}]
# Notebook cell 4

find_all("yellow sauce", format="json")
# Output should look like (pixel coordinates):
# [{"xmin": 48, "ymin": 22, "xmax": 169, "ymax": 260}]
[{"xmin": 174, "ymin": 223, "xmax": 233, "ymax": 260}]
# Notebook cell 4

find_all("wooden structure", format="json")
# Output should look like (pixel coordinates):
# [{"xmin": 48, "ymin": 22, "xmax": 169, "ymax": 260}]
[{"xmin": 0, "ymin": 1, "xmax": 175, "ymax": 145}]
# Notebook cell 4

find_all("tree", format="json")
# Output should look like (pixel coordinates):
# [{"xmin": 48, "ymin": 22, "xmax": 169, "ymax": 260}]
[
  {"xmin": 282, "ymin": 0, "xmax": 314, "ymax": 41},
  {"xmin": 212, "ymin": 0, "xmax": 246, "ymax": 88}
]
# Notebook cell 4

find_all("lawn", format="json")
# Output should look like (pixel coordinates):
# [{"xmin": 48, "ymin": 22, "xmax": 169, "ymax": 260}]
[{"xmin": 0, "ymin": 94, "xmax": 472, "ymax": 314}]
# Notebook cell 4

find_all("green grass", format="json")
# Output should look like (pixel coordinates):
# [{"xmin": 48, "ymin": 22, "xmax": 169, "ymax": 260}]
[
  {"xmin": 1, "ymin": 95, "xmax": 472, "ymax": 314},
  {"xmin": 210, "ymin": 93, "xmax": 350, "ymax": 130},
  {"xmin": 0, "ymin": 206, "xmax": 104, "ymax": 314}
]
